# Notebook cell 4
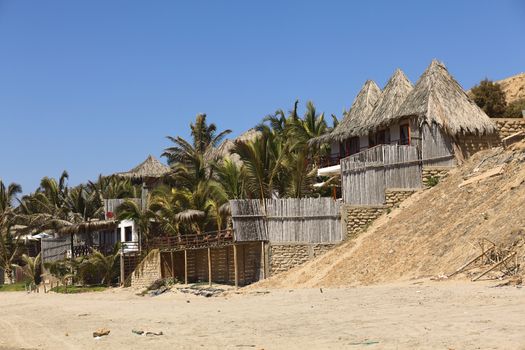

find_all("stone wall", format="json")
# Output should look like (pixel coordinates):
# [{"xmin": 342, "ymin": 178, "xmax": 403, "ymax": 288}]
[
  {"xmin": 422, "ymin": 166, "xmax": 454, "ymax": 187},
  {"xmin": 456, "ymin": 133, "xmax": 501, "ymax": 159},
  {"xmin": 269, "ymin": 243, "xmax": 335, "ymax": 275},
  {"xmin": 343, "ymin": 205, "xmax": 388, "ymax": 238},
  {"xmin": 385, "ymin": 188, "xmax": 417, "ymax": 207},
  {"xmin": 131, "ymin": 249, "xmax": 162, "ymax": 289},
  {"xmin": 493, "ymin": 118, "xmax": 525, "ymax": 138}
]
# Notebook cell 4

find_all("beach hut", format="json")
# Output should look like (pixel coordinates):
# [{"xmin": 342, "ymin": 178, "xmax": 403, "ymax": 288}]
[
  {"xmin": 316, "ymin": 60, "xmax": 497, "ymax": 170},
  {"xmin": 315, "ymin": 80, "xmax": 382, "ymax": 175},
  {"xmin": 391, "ymin": 59, "xmax": 497, "ymax": 165}
]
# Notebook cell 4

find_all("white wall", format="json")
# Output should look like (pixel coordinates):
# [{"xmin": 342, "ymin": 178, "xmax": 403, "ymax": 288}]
[{"xmin": 118, "ymin": 219, "xmax": 138, "ymax": 242}]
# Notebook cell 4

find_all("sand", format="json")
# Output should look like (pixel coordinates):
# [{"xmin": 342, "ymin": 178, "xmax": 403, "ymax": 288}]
[{"xmin": 1, "ymin": 281, "xmax": 525, "ymax": 349}]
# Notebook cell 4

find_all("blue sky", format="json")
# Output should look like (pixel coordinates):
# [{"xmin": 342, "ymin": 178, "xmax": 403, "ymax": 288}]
[{"xmin": 1, "ymin": 0, "xmax": 524, "ymax": 193}]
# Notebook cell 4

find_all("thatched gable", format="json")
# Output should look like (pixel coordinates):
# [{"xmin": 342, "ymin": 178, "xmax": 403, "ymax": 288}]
[
  {"xmin": 208, "ymin": 129, "xmax": 261, "ymax": 165},
  {"xmin": 314, "ymin": 80, "xmax": 381, "ymax": 144},
  {"xmin": 117, "ymin": 155, "xmax": 171, "ymax": 180},
  {"xmin": 396, "ymin": 60, "xmax": 496, "ymax": 136},
  {"xmin": 366, "ymin": 69, "xmax": 413, "ymax": 134}
]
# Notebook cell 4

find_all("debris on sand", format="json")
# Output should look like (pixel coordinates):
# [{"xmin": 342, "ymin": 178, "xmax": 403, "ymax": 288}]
[
  {"xmin": 93, "ymin": 328, "xmax": 110, "ymax": 337},
  {"xmin": 177, "ymin": 286, "xmax": 224, "ymax": 297}
]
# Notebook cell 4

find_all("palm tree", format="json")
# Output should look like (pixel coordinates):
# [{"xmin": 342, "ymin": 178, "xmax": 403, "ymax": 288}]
[
  {"xmin": 233, "ymin": 127, "xmax": 286, "ymax": 200},
  {"xmin": 17, "ymin": 253, "xmax": 41, "ymax": 286},
  {"xmin": 115, "ymin": 199, "xmax": 156, "ymax": 248},
  {"xmin": 214, "ymin": 158, "xmax": 245, "ymax": 200},
  {"xmin": 162, "ymin": 113, "xmax": 231, "ymax": 165},
  {"xmin": 0, "ymin": 180, "xmax": 22, "ymax": 283},
  {"xmin": 89, "ymin": 246, "xmax": 120, "ymax": 286}
]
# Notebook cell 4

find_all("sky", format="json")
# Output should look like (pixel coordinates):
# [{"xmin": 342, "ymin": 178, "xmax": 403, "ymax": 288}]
[{"xmin": 0, "ymin": 0, "xmax": 524, "ymax": 194}]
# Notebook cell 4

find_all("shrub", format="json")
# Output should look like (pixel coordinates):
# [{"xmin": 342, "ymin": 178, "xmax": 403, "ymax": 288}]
[{"xmin": 470, "ymin": 79, "xmax": 507, "ymax": 117}]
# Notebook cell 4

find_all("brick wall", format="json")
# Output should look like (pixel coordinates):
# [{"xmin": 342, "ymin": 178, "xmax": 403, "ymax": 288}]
[
  {"xmin": 269, "ymin": 243, "xmax": 335, "ymax": 275},
  {"xmin": 342, "ymin": 205, "xmax": 388, "ymax": 238},
  {"xmin": 422, "ymin": 167, "xmax": 454, "ymax": 187},
  {"xmin": 131, "ymin": 249, "xmax": 162, "ymax": 289},
  {"xmin": 493, "ymin": 118, "xmax": 525, "ymax": 138},
  {"xmin": 385, "ymin": 188, "xmax": 417, "ymax": 207}
]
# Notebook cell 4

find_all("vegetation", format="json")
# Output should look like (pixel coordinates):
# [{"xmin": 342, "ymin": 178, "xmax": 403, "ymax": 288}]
[
  {"xmin": 504, "ymin": 99, "xmax": 525, "ymax": 118},
  {"xmin": 50, "ymin": 285, "xmax": 107, "ymax": 294},
  {"xmin": 470, "ymin": 79, "xmax": 507, "ymax": 117},
  {"xmin": 0, "ymin": 282, "xmax": 26, "ymax": 292},
  {"xmin": 2, "ymin": 102, "xmax": 335, "ymax": 287}
]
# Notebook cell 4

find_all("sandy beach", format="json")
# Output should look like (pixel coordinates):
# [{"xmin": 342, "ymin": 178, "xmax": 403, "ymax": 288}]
[{"xmin": 1, "ymin": 280, "xmax": 524, "ymax": 349}]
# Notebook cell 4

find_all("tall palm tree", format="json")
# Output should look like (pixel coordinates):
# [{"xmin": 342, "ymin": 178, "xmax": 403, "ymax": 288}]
[
  {"xmin": 0, "ymin": 180, "xmax": 22, "ymax": 283},
  {"xmin": 162, "ymin": 113, "xmax": 231, "ymax": 165},
  {"xmin": 233, "ymin": 127, "xmax": 286, "ymax": 200}
]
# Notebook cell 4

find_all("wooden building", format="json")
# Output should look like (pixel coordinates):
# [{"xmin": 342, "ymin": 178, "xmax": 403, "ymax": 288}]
[{"xmin": 314, "ymin": 60, "xmax": 498, "ymax": 204}]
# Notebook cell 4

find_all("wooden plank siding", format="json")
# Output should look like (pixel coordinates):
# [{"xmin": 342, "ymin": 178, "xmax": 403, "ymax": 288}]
[
  {"xmin": 421, "ymin": 123, "xmax": 456, "ymax": 167},
  {"xmin": 341, "ymin": 144, "xmax": 423, "ymax": 205},
  {"xmin": 230, "ymin": 198, "xmax": 343, "ymax": 243}
]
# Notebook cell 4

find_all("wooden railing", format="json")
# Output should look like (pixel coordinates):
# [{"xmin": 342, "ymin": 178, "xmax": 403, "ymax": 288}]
[{"xmin": 149, "ymin": 230, "xmax": 234, "ymax": 251}]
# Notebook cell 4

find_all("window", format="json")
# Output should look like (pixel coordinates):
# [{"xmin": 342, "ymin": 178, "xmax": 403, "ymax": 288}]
[
  {"xmin": 349, "ymin": 137, "xmax": 360, "ymax": 155},
  {"xmin": 124, "ymin": 226, "xmax": 133, "ymax": 242},
  {"xmin": 375, "ymin": 130, "xmax": 389, "ymax": 145},
  {"xmin": 400, "ymin": 124, "xmax": 410, "ymax": 145}
]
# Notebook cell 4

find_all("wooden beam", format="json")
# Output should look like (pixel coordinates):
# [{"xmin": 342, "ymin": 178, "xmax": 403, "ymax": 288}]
[
  {"xmin": 447, "ymin": 246, "xmax": 494, "ymax": 278},
  {"xmin": 207, "ymin": 247, "xmax": 212, "ymax": 287},
  {"xmin": 184, "ymin": 249, "xmax": 188, "ymax": 285},
  {"xmin": 170, "ymin": 251, "xmax": 175, "ymax": 278},
  {"xmin": 472, "ymin": 252, "xmax": 517, "ymax": 281},
  {"xmin": 233, "ymin": 244, "xmax": 238, "ymax": 288}
]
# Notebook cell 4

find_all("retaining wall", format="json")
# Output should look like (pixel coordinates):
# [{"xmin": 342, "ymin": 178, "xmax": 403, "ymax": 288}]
[
  {"xmin": 130, "ymin": 249, "xmax": 162, "ymax": 289},
  {"xmin": 493, "ymin": 118, "xmax": 525, "ymax": 138},
  {"xmin": 385, "ymin": 188, "xmax": 417, "ymax": 207},
  {"xmin": 269, "ymin": 243, "xmax": 335, "ymax": 275},
  {"xmin": 422, "ymin": 167, "xmax": 454, "ymax": 187}
]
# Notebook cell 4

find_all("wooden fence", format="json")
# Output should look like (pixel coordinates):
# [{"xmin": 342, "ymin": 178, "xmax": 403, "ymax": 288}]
[
  {"xmin": 230, "ymin": 198, "xmax": 342, "ymax": 243},
  {"xmin": 341, "ymin": 144, "xmax": 422, "ymax": 205},
  {"xmin": 103, "ymin": 198, "xmax": 141, "ymax": 219},
  {"xmin": 41, "ymin": 237, "xmax": 70, "ymax": 264}
]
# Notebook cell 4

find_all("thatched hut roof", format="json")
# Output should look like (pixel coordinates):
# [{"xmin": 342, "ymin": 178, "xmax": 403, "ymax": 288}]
[
  {"xmin": 58, "ymin": 220, "xmax": 118, "ymax": 236},
  {"xmin": 313, "ymin": 80, "xmax": 381, "ymax": 144},
  {"xmin": 116, "ymin": 155, "xmax": 171, "ymax": 180},
  {"xmin": 395, "ymin": 59, "xmax": 496, "ymax": 135},
  {"xmin": 208, "ymin": 129, "xmax": 261, "ymax": 164},
  {"xmin": 366, "ymin": 69, "xmax": 413, "ymax": 134}
]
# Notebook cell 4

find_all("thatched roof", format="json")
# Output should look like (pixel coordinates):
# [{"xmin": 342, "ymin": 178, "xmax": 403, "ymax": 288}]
[
  {"xmin": 395, "ymin": 60, "xmax": 496, "ymax": 135},
  {"xmin": 116, "ymin": 155, "xmax": 171, "ymax": 180},
  {"xmin": 313, "ymin": 80, "xmax": 381, "ymax": 144},
  {"xmin": 366, "ymin": 69, "xmax": 413, "ymax": 134},
  {"xmin": 208, "ymin": 129, "xmax": 261, "ymax": 164},
  {"xmin": 58, "ymin": 220, "xmax": 118, "ymax": 236}
]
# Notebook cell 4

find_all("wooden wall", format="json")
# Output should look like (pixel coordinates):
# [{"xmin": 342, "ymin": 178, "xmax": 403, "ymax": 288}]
[
  {"xmin": 231, "ymin": 198, "xmax": 343, "ymax": 243},
  {"xmin": 341, "ymin": 144, "xmax": 422, "ymax": 205},
  {"xmin": 160, "ymin": 243, "xmax": 263, "ymax": 286},
  {"xmin": 421, "ymin": 123, "xmax": 456, "ymax": 167}
]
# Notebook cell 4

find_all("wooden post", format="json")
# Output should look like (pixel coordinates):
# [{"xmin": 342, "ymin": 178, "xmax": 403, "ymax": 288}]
[
  {"xmin": 261, "ymin": 241, "xmax": 265, "ymax": 280},
  {"xmin": 207, "ymin": 247, "xmax": 212, "ymax": 287},
  {"xmin": 119, "ymin": 253, "xmax": 125, "ymax": 286},
  {"xmin": 184, "ymin": 249, "xmax": 188, "ymax": 285},
  {"xmin": 233, "ymin": 244, "xmax": 238, "ymax": 288},
  {"xmin": 170, "ymin": 251, "xmax": 175, "ymax": 278}
]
